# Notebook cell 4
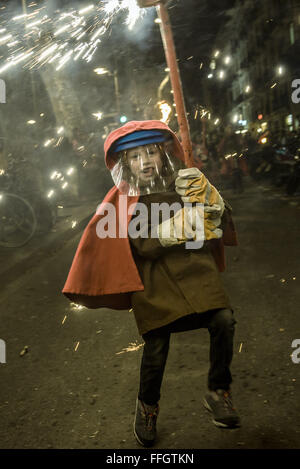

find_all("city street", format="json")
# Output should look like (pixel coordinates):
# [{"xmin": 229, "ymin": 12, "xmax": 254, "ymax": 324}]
[{"xmin": 0, "ymin": 179, "xmax": 299, "ymax": 449}]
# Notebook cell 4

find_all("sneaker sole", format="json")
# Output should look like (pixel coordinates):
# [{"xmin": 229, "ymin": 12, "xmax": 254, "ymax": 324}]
[
  {"xmin": 133, "ymin": 402, "xmax": 155, "ymax": 448},
  {"xmin": 203, "ymin": 398, "xmax": 240, "ymax": 429},
  {"xmin": 133, "ymin": 423, "xmax": 154, "ymax": 447}
]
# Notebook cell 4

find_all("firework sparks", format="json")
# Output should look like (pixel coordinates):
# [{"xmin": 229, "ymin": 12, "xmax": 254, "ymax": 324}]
[
  {"xmin": 116, "ymin": 341, "xmax": 144, "ymax": 355},
  {"xmin": 0, "ymin": 1, "xmax": 146, "ymax": 74},
  {"xmin": 70, "ymin": 302, "xmax": 85, "ymax": 311},
  {"xmin": 74, "ymin": 341, "xmax": 80, "ymax": 352}
]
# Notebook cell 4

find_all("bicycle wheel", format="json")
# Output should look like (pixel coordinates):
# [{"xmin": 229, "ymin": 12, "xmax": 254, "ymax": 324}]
[{"xmin": 0, "ymin": 192, "xmax": 37, "ymax": 247}]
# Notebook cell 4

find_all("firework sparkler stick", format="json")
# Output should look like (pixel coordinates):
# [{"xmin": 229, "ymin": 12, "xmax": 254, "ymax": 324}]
[{"xmin": 137, "ymin": 0, "xmax": 194, "ymax": 167}]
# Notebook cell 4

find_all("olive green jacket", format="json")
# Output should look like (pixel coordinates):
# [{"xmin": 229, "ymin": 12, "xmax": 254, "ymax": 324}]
[{"xmin": 129, "ymin": 189, "xmax": 232, "ymax": 335}]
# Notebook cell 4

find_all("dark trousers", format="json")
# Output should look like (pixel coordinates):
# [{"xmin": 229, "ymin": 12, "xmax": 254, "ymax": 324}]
[{"xmin": 138, "ymin": 308, "xmax": 236, "ymax": 406}]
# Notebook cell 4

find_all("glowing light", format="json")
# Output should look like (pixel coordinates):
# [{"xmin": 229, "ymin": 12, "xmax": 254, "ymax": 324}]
[
  {"xmin": 38, "ymin": 43, "xmax": 59, "ymax": 62},
  {"xmin": 94, "ymin": 67, "xmax": 109, "ymax": 75},
  {"xmin": 27, "ymin": 120, "xmax": 36, "ymax": 125},
  {"xmin": 116, "ymin": 341, "xmax": 144, "ymax": 355},
  {"xmin": 26, "ymin": 17, "xmax": 48, "ymax": 29},
  {"xmin": 74, "ymin": 341, "xmax": 80, "ymax": 352},
  {"xmin": 158, "ymin": 100, "xmax": 172, "ymax": 123},
  {"xmin": 245, "ymin": 85, "xmax": 251, "ymax": 93},
  {"xmin": 67, "ymin": 167, "xmax": 74, "ymax": 176},
  {"xmin": 54, "ymin": 24, "xmax": 71, "ymax": 36},
  {"xmin": 277, "ymin": 66, "xmax": 284, "ymax": 75},
  {"xmin": 12, "ymin": 14, "xmax": 27, "ymax": 21},
  {"xmin": 214, "ymin": 50, "xmax": 220, "ymax": 58},
  {"xmin": 79, "ymin": 5, "xmax": 95, "ymax": 15},
  {"xmin": 56, "ymin": 50, "xmax": 73, "ymax": 71},
  {"xmin": 154, "ymin": 18, "xmax": 161, "ymax": 24},
  {"xmin": 91, "ymin": 26, "xmax": 106, "ymax": 41},
  {"xmin": 70, "ymin": 302, "xmax": 85, "ymax": 310},
  {"xmin": 122, "ymin": 0, "xmax": 143, "ymax": 30},
  {"xmin": 103, "ymin": 0, "xmax": 119, "ymax": 15},
  {"xmin": 47, "ymin": 190, "xmax": 55, "ymax": 198},
  {"xmin": 0, "ymin": 34, "xmax": 12, "ymax": 44},
  {"xmin": 92, "ymin": 112, "xmax": 103, "ymax": 120},
  {"xmin": 0, "ymin": 0, "xmax": 148, "ymax": 76}
]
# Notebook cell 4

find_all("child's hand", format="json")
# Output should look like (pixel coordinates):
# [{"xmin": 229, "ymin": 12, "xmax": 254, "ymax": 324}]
[
  {"xmin": 156, "ymin": 205, "xmax": 223, "ymax": 248},
  {"xmin": 175, "ymin": 167, "xmax": 224, "ymax": 213}
]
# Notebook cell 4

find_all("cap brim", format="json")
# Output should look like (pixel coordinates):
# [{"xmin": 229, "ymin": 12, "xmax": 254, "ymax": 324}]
[{"xmin": 114, "ymin": 136, "xmax": 166, "ymax": 153}]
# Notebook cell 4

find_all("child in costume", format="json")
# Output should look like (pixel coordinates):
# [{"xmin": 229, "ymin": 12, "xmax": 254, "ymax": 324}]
[{"xmin": 62, "ymin": 120, "xmax": 240, "ymax": 447}]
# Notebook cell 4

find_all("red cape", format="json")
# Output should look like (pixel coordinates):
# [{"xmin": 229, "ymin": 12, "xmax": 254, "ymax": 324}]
[{"xmin": 62, "ymin": 120, "xmax": 238, "ymax": 310}]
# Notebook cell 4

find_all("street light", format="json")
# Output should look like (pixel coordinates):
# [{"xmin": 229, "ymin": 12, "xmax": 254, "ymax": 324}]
[
  {"xmin": 94, "ymin": 67, "xmax": 120, "ymax": 115},
  {"xmin": 94, "ymin": 68, "xmax": 109, "ymax": 75}
]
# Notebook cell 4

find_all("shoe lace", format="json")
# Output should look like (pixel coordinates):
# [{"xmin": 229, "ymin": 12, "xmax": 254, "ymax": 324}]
[
  {"xmin": 141, "ymin": 405, "xmax": 158, "ymax": 431},
  {"xmin": 221, "ymin": 391, "xmax": 236, "ymax": 412}
]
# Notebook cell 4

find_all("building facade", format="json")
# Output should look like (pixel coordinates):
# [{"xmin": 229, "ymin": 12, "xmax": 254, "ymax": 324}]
[{"xmin": 206, "ymin": 0, "xmax": 300, "ymax": 138}]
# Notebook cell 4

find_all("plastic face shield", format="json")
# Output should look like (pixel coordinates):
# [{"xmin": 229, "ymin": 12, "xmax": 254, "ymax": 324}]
[{"xmin": 110, "ymin": 143, "xmax": 184, "ymax": 196}]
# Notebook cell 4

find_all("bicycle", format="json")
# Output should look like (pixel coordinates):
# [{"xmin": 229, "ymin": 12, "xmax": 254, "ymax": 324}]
[
  {"xmin": 0, "ymin": 158, "xmax": 57, "ymax": 248},
  {"xmin": 0, "ymin": 191, "xmax": 37, "ymax": 248}
]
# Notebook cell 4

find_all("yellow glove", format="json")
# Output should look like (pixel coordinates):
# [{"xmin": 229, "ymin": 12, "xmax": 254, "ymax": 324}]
[
  {"xmin": 204, "ymin": 209, "xmax": 223, "ymax": 240},
  {"xmin": 156, "ymin": 206, "xmax": 195, "ymax": 247},
  {"xmin": 175, "ymin": 167, "xmax": 224, "ymax": 213},
  {"xmin": 157, "ymin": 205, "xmax": 223, "ymax": 247}
]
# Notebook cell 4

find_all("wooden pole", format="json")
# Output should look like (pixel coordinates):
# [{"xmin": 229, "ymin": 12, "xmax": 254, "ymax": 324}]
[{"xmin": 156, "ymin": 2, "xmax": 194, "ymax": 167}]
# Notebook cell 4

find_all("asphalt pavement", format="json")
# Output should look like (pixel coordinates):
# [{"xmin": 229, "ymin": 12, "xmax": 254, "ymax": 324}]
[{"xmin": 0, "ymin": 177, "xmax": 299, "ymax": 449}]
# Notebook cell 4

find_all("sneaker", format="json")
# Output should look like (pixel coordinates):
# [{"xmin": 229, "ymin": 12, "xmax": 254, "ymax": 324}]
[
  {"xmin": 203, "ymin": 389, "xmax": 241, "ymax": 428},
  {"xmin": 134, "ymin": 398, "xmax": 159, "ymax": 447}
]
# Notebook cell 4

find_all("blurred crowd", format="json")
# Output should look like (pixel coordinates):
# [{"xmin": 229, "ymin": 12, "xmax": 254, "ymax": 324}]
[{"xmin": 190, "ymin": 125, "xmax": 300, "ymax": 193}]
